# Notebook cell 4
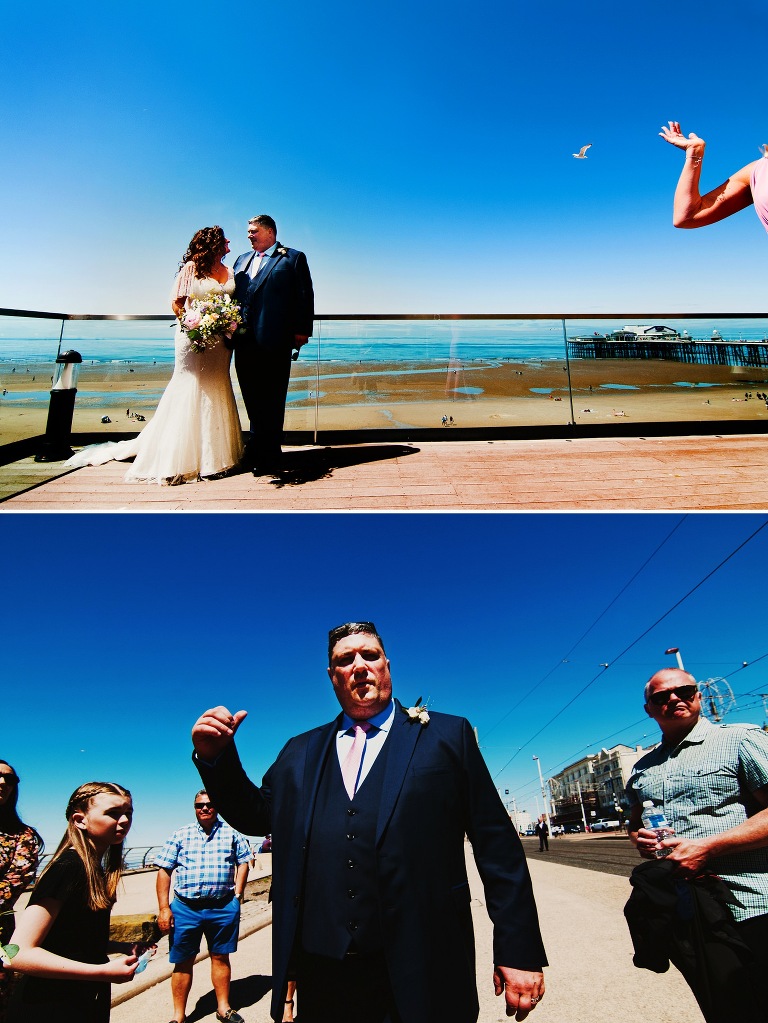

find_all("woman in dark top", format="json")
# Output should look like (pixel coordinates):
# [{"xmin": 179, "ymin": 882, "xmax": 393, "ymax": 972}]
[
  {"xmin": 0, "ymin": 761, "xmax": 42, "ymax": 945},
  {"xmin": 6, "ymin": 781, "xmax": 153, "ymax": 1023},
  {"xmin": 0, "ymin": 761, "xmax": 43, "ymax": 1021}
]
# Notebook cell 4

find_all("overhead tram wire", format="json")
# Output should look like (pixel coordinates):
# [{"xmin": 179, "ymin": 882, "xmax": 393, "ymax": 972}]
[
  {"xmin": 548, "ymin": 651, "xmax": 768, "ymax": 777},
  {"xmin": 492, "ymin": 518, "xmax": 768, "ymax": 782},
  {"xmin": 503, "ymin": 653, "xmax": 768, "ymax": 803},
  {"xmin": 480, "ymin": 516, "xmax": 688, "ymax": 743}
]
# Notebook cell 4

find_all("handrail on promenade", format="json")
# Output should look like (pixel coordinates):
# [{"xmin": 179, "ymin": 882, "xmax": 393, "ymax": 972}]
[
  {"xmin": 3, "ymin": 307, "xmax": 768, "ymax": 320},
  {"xmin": 4, "ymin": 307, "xmax": 768, "ymax": 457},
  {"xmin": 35, "ymin": 844, "xmax": 166, "ymax": 876}
]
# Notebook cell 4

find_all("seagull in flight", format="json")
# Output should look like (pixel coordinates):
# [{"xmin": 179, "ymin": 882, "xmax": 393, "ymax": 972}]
[{"xmin": 573, "ymin": 144, "xmax": 592, "ymax": 159}]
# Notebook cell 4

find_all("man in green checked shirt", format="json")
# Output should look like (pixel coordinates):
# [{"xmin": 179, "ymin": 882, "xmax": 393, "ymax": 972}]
[{"xmin": 626, "ymin": 668, "xmax": 768, "ymax": 1003}]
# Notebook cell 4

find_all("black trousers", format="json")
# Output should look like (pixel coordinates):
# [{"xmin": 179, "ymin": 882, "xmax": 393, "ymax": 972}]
[
  {"xmin": 295, "ymin": 949, "xmax": 403, "ymax": 1023},
  {"xmin": 234, "ymin": 345, "xmax": 292, "ymax": 463}
]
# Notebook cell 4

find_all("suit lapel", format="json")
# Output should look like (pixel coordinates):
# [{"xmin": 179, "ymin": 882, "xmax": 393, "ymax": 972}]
[
  {"xmin": 302, "ymin": 716, "xmax": 340, "ymax": 839},
  {"xmin": 247, "ymin": 245, "xmax": 286, "ymax": 297},
  {"xmin": 376, "ymin": 699, "xmax": 424, "ymax": 844}
]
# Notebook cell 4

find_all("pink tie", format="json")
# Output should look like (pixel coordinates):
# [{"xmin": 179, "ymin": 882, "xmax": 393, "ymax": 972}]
[{"xmin": 341, "ymin": 722, "xmax": 372, "ymax": 799}]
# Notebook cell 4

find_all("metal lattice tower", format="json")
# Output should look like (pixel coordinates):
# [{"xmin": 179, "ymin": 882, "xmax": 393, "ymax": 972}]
[{"xmin": 698, "ymin": 677, "xmax": 736, "ymax": 723}]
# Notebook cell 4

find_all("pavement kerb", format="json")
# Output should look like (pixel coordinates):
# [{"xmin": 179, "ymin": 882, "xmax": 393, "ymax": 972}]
[{"xmin": 110, "ymin": 905, "xmax": 273, "ymax": 1007}]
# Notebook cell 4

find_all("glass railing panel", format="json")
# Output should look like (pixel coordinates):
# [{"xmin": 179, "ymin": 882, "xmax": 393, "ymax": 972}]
[
  {"xmin": 565, "ymin": 316, "xmax": 768, "ymax": 426},
  {"xmin": 313, "ymin": 318, "xmax": 574, "ymax": 431},
  {"xmin": 4, "ymin": 311, "xmax": 768, "ymax": 449},
  {"xmin": 60, "ymin": 318, "xmax": 176, "ymax": 436},
  {"xmin": 0, "ymin": 313, "xmax": 64, "ymax": 446},
  {"xmin": 284, "ymin": 336, "xmax": 320, "ymax": 435}
]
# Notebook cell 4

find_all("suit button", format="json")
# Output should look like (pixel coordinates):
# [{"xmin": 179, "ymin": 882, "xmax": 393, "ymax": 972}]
[
  {"xmin": 347, "ymin": 859, "xmax": 355, "ymax": 869},
  {"xmin": 346, "ymin": 833, "xmax": 356, "ymax": 840},
  {"xmin": 349, "ymin": 922, "xmax": 358, "ymax": 931},
  {"xmin": 293, "ymin": 896, "xmax": 300, "ymax": 907},
  {"xmin": 347, "ymin": 890, "xmax": 356, "ymax": 899}
]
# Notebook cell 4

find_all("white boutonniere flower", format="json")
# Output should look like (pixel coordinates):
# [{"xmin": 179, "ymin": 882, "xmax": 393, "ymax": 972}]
[
  {"xmin": 277, "ymin": 246, "xmax": 288, "ymax": 256},
  {"xmin": 402, "ymin": 697, "xmax": 430, "ymax": 725}
]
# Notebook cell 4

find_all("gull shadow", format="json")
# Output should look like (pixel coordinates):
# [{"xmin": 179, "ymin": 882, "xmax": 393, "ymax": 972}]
[
  {"xmin": 185, "ymin": 973, "xmax": 273, "ymax": 1023},
  {"xmin": 264, "ymin": 444, "xmax": 420, "ymax": 488}
]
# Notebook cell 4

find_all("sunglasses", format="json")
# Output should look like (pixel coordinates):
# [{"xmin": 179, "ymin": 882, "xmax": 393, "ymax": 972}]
[
  {"xmin": 0, "ymin": 774, "xmax": 19, "ymax": 785},
  {"xmin": 194, "ymin": 803, "xmax": 214, "ymax": 810},
  {"xmin": 648, "ymin": 684, "xmax": 698, "ymax": 707}
]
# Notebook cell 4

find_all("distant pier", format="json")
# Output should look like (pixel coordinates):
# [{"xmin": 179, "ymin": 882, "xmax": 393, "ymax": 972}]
[{"xmin": 567, "ymin": 337, "xmax": 768, "ymax": 367}]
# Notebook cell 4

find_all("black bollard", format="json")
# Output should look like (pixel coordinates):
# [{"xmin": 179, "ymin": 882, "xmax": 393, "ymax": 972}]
[{"xmin": 35, "ymin": 350, "xmax": 83, "ymax": 462}]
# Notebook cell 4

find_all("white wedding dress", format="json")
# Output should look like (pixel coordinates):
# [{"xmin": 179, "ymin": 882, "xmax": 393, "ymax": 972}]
[{"xmin": 68, "ymin": 267, "xmax": 244, "ymax": 483}]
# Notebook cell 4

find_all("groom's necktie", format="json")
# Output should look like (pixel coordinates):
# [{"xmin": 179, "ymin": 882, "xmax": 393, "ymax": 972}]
[
  {"xmin": 341, "ymin": 721, "xmax": 372, "ymax": 799},
  {"xmin": 250, "ymin": 252, "xmax": 266, "ymax": 278}
]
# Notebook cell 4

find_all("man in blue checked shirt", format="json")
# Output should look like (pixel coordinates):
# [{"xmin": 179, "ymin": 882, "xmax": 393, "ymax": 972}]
[
  {"xmin": 155, "ymin": 790, "xmax": 251, "ymax": 1023},
  {"xmin": 627, "ymin": 668, "xmax": 768, "ymax": 1017}
]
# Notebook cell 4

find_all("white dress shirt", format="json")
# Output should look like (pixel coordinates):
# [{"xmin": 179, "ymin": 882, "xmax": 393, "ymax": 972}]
[
  {"xmin": 335, "ymin": 699, "xmax": 395, "ymax": 790},
  {"xmin": 248, "ymin": 241, "xmax": 278, "ymax": 277}
]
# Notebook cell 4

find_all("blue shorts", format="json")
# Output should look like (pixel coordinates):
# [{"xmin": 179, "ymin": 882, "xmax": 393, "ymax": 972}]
[{"xmin": 168, "ymin": 895, "xmax": 241, "ymax": 963}]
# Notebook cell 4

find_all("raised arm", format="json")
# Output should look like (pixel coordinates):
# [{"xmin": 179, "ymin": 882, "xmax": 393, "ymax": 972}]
[
  {"xmin": 659, "ymin": 121, "xmax": 756, "ymax": 228},
  {"xmin": 192, "ymin": 706, "xmax": 273, "ymax": 836}
]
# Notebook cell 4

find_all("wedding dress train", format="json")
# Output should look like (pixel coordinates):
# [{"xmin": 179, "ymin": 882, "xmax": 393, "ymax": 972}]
[{"xmin": 67, "ymin": 270, "xmax": 243, "ymax": 484}]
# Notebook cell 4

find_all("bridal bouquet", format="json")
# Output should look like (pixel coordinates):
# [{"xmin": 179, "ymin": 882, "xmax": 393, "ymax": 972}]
[{"xmin": 180, "ymin": 293, "xmax": 243, "ymax": 353}]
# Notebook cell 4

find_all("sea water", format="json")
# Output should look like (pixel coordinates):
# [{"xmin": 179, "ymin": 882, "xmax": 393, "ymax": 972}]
[{"xmin": 3, "ymin": 316, "xmax": 768, "ymax": 366}]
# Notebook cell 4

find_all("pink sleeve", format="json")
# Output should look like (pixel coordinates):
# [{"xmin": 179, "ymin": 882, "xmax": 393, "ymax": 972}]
[{"xmin": 170, "ymin": 262, "xmax": 196, "ymax": 303}]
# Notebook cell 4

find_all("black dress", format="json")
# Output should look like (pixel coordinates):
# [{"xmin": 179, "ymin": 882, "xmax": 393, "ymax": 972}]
[{"xmin": 8, "ymin": 849, "xmax": 111, "ymax": 1023}]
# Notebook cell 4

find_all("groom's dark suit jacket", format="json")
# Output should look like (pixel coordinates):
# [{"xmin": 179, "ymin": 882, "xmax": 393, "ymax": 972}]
[
  {"xmin": 195, "ymin": 699, "xmax": 546, "ymax": 1023},
  {"xmin": 232, "ymin": 245, "xmax": 314, "ymax": 353}
]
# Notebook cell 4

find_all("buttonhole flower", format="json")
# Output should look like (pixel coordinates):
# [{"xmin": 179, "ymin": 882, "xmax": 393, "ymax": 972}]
[{"xmin": 402, "ymin": 696, "xmax": 430, "ymax": 725}]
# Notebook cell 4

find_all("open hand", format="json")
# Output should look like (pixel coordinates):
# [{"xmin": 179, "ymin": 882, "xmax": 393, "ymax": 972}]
[
  {"xmin": 493, "ymin": 965, "xmax": 545, "ymax": 1020},
  {"xmin": 192, "ymin": 706, "xmax": 248, "ymax": 762},
  {"xmin": 659, "ymin": 121, "xmax": 705, "ymax": 155}
]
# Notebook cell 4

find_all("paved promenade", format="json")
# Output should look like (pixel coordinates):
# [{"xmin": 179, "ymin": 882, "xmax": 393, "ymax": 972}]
[
  {"xmin": 2, "ymin": 434, "xmax": 768, "ymax": 509},
  {"xmin": 108, "ymin": 848, "xmax": 702, "ymax": 1023}
]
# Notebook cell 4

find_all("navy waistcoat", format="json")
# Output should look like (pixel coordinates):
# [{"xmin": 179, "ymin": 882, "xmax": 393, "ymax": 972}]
[{"xmin": 301, "ymin": 733, "xmax": 390, "ymax": 959}]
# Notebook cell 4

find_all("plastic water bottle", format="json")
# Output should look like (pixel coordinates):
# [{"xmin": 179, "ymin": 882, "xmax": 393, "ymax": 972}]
[
  {"xmin": 641, "ymin": 800, "xmax": 674, "ymax": 858},
  {"xmin": 134, "ymin": 948, "xmax": 153, "ymax": 974}
]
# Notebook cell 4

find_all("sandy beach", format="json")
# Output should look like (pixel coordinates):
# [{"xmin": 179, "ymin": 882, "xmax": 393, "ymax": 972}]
[{"xmin": 2, "ymin": 356, "xmax": 768, "ymax": 446}]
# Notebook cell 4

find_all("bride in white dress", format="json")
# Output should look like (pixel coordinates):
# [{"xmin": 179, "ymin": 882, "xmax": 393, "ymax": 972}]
[{"xmin": 68, "ymin": 226, "xmax": 244, "ymax": 484}]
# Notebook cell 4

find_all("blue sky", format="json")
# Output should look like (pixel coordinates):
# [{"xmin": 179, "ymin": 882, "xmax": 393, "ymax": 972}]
[
  {"xmin": 2, "ymin": 0, "xmax": 768, "ymax": 315},
  {"xmin": 4, "ymin": 512, "xmax": 768, "ymax": 849}
]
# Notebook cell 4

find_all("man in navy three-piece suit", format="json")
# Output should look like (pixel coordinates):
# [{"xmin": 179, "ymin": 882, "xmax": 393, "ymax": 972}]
[
  {"xmin": 192, "ymin": 622, "xmax": 547, "ymax": 1023},
  {"xmin": 231, "ymin": 215, "xmax": 314, "ymax": 474}
]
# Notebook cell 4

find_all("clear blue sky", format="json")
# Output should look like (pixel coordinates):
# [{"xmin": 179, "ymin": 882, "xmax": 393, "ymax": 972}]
[
  {"xmin": 4, "ymin": 512, "xmax": 768, "ymax": 849},
  {"xmin": 2, "ymin": 0, "xmax": 768, "ymax": 315}
]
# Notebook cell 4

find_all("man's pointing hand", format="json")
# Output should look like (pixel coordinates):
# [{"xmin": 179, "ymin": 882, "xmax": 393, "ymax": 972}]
[{"xmin": 192, "ymin": 706, "xmax": 248, "ymax": 762}]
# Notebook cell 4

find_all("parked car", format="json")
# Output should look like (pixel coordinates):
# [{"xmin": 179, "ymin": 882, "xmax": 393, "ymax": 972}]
[
  {"xmin": 563, "ymin": 823, "xmax": 582, "ymax": 833},
  {"xmin": 590, "ymin": 818, "xmax": 621, "ymax": 832},
  {"xmin": 524, "ymin": 828, "xmax": 535, "ymax": 836}
]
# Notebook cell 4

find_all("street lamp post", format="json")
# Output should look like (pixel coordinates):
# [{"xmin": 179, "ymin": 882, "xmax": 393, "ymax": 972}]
[
  {"xmin": 665, "ymin": 647, "xmax": 686, "ymax": 671},
  {"xmin": 533, "ymin": 755, "xmax": 552, "ymax": 820}
]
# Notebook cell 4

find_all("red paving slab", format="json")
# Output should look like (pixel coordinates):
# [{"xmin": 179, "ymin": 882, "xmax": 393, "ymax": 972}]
[{"xmin": 1, "ymin": 435, "xmax": 767, "ymax": 511}]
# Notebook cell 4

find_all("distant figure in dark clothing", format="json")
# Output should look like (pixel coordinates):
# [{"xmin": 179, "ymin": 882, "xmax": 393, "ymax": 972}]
[{"xmin": 534, "ymin": 816, "xmax": 549, "ymax": 852}]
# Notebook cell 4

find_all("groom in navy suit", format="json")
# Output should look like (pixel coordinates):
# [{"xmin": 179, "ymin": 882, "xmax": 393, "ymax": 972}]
[
  {"xmin": 192, "ymin": 621, "xmax": 547, "ymax": 1023},
  {"xmin": 231, "ymin": 215, "xmax": 314, "ymax": 473}
]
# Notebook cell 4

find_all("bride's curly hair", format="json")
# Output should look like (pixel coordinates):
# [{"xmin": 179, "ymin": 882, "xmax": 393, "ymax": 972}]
[{"xmin": 179, "ymin": 226, "xmax": 227, "ymax": 279}]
